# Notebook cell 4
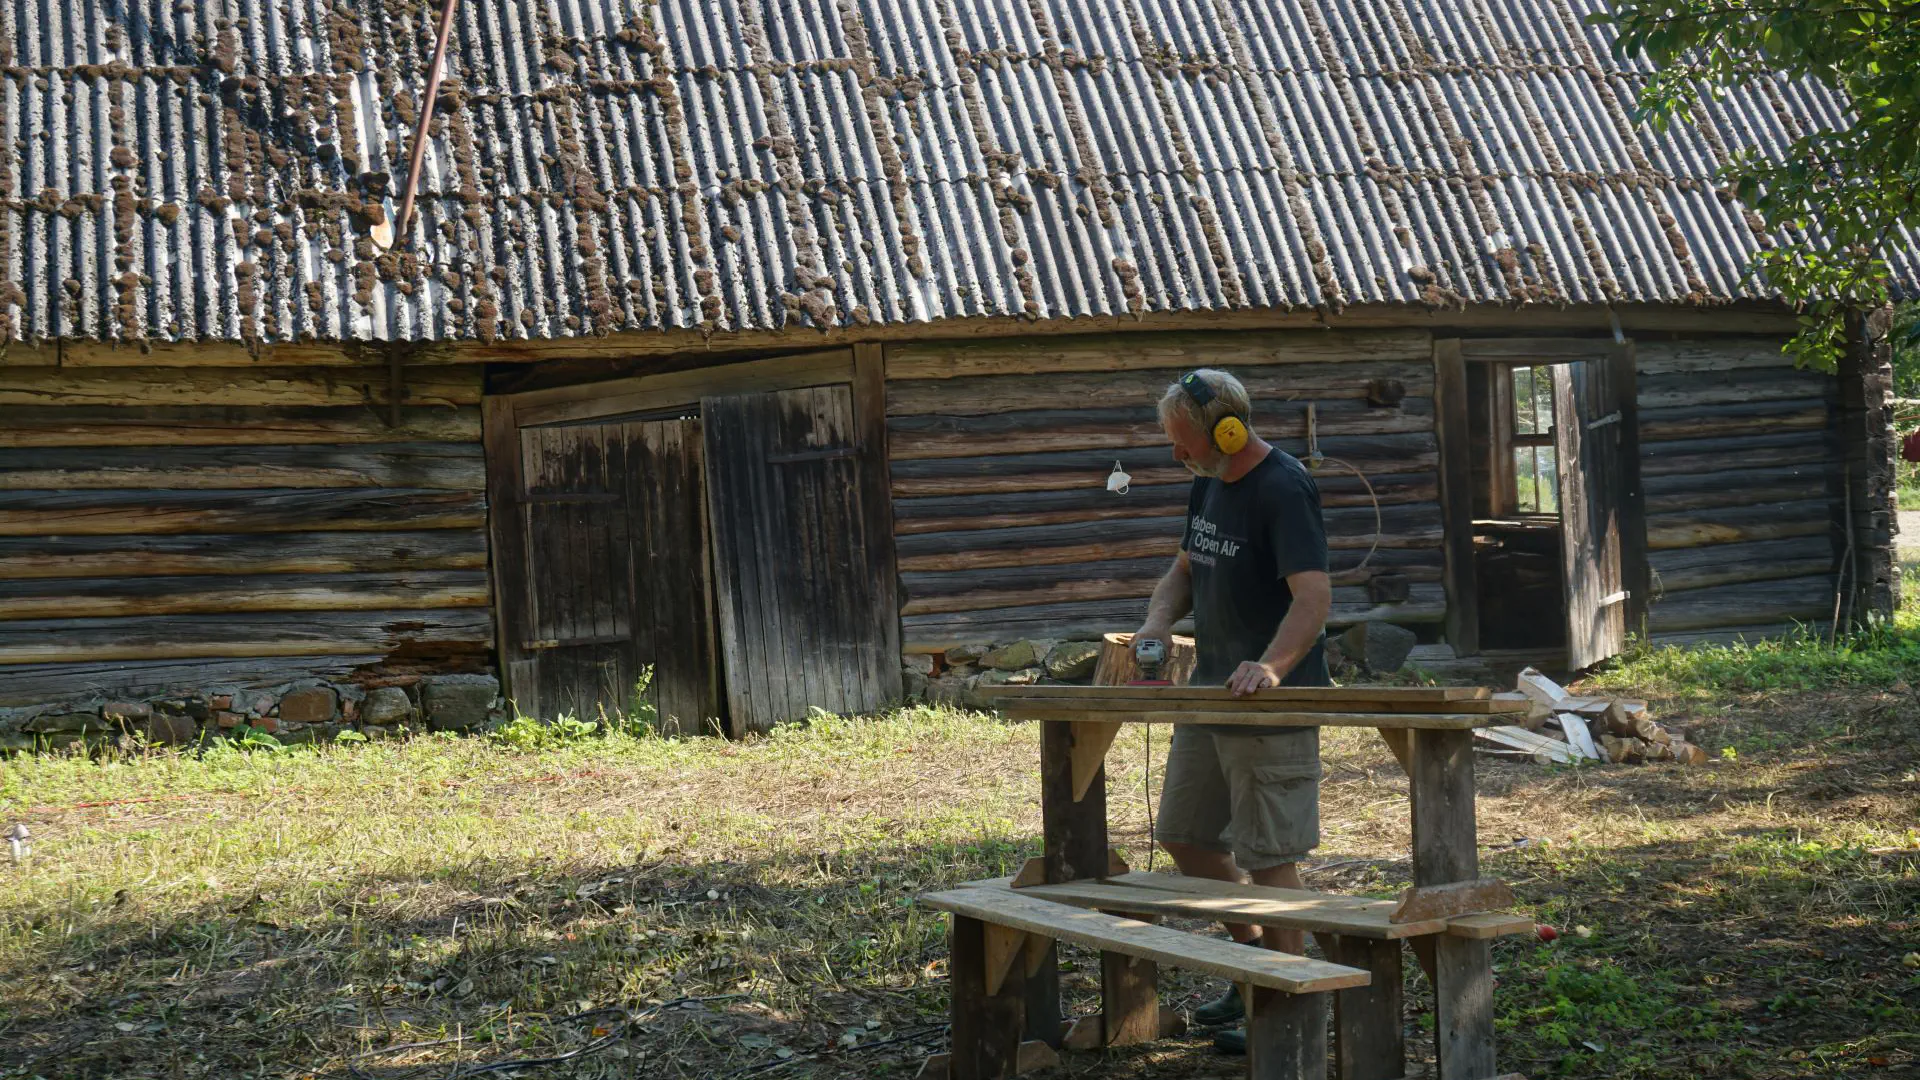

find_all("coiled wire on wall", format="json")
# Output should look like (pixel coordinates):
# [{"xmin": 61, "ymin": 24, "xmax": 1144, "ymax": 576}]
[{"xmin": 1302, "ymin": 403, "xmax": 1383, "ymax": 575}]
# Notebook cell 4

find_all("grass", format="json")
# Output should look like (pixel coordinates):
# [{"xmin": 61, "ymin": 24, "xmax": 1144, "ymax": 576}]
[{"xmin": 4, "ymin": 644, "xmax": 1920, "ymax": 1077}]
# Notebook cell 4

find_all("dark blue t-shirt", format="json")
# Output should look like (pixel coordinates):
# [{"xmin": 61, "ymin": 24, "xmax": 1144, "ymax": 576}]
[{"xmin": 1182, "ymin": 449, "xmax": 1332, "ymax": 732}]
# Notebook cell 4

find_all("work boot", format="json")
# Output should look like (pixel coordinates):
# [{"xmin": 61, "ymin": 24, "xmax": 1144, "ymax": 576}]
[
  {"xmin": 1191, "ymin": 982, "xmax": 1244, "ymax": 1027},
  {"xmin": 1212, "ymin": 1027, "xmax": 1248, "ymax": 1055}
]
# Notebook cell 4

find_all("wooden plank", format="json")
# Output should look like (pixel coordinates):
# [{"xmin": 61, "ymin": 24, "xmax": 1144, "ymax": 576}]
[
  {"xmin": 1554, "ymin": 355, "xmax": 1629, "ymax": 671},
  {"xmin": 1391, "ymin": 879, "xmax": 1514, "ymax": 924},
  {"xmin": 884, "ymin": 361, "xmax": 1434, "ymax": 416},
  {"xmin": 1643, "ymin": 534, "xmax": 1835, "ymax": 591},
  {"xmin": 1041, "ymin": 720, "xmax": 1108, "ymax": 882},
  {"xmin": 1433, "ymin": 937, "xmax": 1498, "ymax": 1080},
  {"xmin": 949, "ymin": 915, "xmax": 1026, "ymax": 1080},
  {"xmin": 1446, "ymin": 912, "xmax": 1535, "ymax": 939},
  {"xmin": 1644, "ymin": 477, "xmax": 1828, "ymax": 515},
  {"xmin": 1616, "ymin": 341, "xmax": 1650, "ymax": 640},
  {"xmin": 853, "ymin": 344, "xmax": 905, "ymax": 711},
  {"xmin": 1638, "ymin": 430, "xmax": 1832, "ymax": 477},
  {"xmin": 982, "ymin": 925, "xmax": 1030, "ymax": 997},
  {"xmin": 0, "ymin": 489, "xmax": 487, "ymax": 537},
  {"xmin": 0, "ymin": 531, "xmax": 488, "ymax": 580},
  {"xmin": 0, "ymin": 570, "xmax": 490, "ymax": 620},
  {"xmin": 441, "ymin": 305, "xmax": 1800, "ymax": 367},
  {"xmin": 982, "ymin": 684, "xmax": 1496, "ymax": 704},
  {"xmin": 1010, "ymin": 878, "xmax": 1448, "ymax": 938},
  {"xmin": 1322, "ymin": 935, "xmax": 1405, "ymax": 1080},
  {"xmin": 987, "ymin": 690, "xmax": 1519, "ymax": 715},
  {"xmin": 482, "ymin": 395, "xmax": 531, "ymax": 713},
  {"xmin": 888, "ymin": 436, "xmax": 1439, "ymax": 496},
  {"xmin": 0, "ymin": 405, "xmax": 483, "ymax": 447},
  {"xmin": 1433, "ymin": 338, "xmax": 1479, "ymax": 656},
  {"xmin": 916, "ymin": 889, "xmax": 1371, "ymax": 994},
  {"xmin": 0, "ymin": 444, "xmax": 486, "ymax": 490},
  {"xmin": 1410, "ymin": 728, "xmax": 1479, "ymax": 886},
  {"xmin": 885, "ymin": 400, "xmax": 1435, "ymax": 461},
  {"xmin": 1645, "ymin": 499, "xmax": 1834, "ymax": 550},
  {"xmin": 884, "ymin": 330, "xmax": 1433, "ymax": 380},
  {"xmin": 512, "ymin": 349, "xmax": 853, "ymax": 427},
  {"xmin": 0, "ymin": 609, "xmax": 494, "ymax": 665},
  {"xmin": 0, "ymin": 366, "xmax": 480, "ymax": 408},
  {"xmin": 1636, "ymin": 367, "xmax": 1835, "ymax": 409},
  {"xmin": 1638, "ymin": 399, "xmax": 1830, "ymax": 442},
  {"xmin": 1631, "ymin": 337, "xmax": 1801, "ymax": 375},
  {"xmin": 1245, "ymin": 986, "xmax": 1329, "ymax": 1080},
  {"xmin": 0, "ymin": 654, "xmax": 390, "ymax": 707},
  {"xmin": 1459, "ymin": 337, "xmax": 1616, "ymax": 361},
  {"xmin": 998, "ymin": 708, "xmax": 1488, "ymax": 729},
  {"xmin": 1647, "ymin": 574, "xmax": 1836, "ymax": 632},
  {"xmin": 1100, "ymin": 953, "xmax": 1161, "ymax": 1046},
  {"xmin": 1068, "ymin": 720, "xmax": 1120, "ymax": 802},
  {"xmin": 16, "ymin": 339, "xmax": 411, "ymax": 369},
  {"xmin": 1473, "ymin": 725, "xmax": 1576, "ymax": 763}
]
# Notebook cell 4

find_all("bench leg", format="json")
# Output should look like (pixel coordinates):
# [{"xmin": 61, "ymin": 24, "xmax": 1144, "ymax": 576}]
[
  {"xmin": 1100, "ymin": 952, "xmax": 1160, "ymax": 1044},
  {"xmin": 1022, "ymin": 939, "xmax": 1062, "ymax": 1048},
  {"xmin": 950, "ymin": 915, "xmax": 1026, "ymax": 1080},
  {"xmin": 1433, "ymin": 936, "xmax": 1496, "ymax": 1080},
  {"xmin": 1243, "ymin": 985, "xmax": 1327, "ymax": 1080},
  {"xmin": 1320, "ymin": 935, "xmax": 1404, "ymax": 1080}
]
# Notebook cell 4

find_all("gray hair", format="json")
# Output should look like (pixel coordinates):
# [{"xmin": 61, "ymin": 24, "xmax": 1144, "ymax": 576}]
[{"xmin": 1157, "ymin": 368, "xmax": 1252, "ymax": 434}]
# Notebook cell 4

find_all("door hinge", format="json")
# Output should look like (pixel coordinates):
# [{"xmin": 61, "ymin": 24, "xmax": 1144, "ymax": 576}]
[
  {"xmin": 1599, "ymin": 590, "xmax": 1629, "ymax": 606},
  {"xmin": 1586, "ymin": 411, "xmax": 1622, "ymax": 430}
]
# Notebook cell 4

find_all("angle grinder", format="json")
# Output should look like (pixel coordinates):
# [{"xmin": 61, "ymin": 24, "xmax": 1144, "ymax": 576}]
[{"xmin": 1130, "ymin": 636, "xmax": 1172, "ymax": 686}]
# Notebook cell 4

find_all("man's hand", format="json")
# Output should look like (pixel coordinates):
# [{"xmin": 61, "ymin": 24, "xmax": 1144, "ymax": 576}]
[{"xmin": 1227, "ymin": 660, "xmax": 1284, "ymax": 696}]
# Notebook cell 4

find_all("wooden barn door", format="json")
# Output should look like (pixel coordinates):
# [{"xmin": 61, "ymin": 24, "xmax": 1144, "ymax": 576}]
[
  {"xmin": 701, "ymin": 385, "xmax": 898, "ymax": 733},
  {"xmin": 1553, "ymin": 351, "xmax": 1638, "ymax": 670},
  {"xmin": 512, "ymin": 419, "xmax": 721, "ymax": 733}
]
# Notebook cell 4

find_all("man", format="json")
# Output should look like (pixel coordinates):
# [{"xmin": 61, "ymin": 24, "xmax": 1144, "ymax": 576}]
[{"xmin": 1132, "ymin": 368, "xmax": 1332, "ymax": 1054}]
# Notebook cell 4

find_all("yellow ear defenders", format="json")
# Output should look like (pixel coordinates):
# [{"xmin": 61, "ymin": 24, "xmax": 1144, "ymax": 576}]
[{"xmin": 1179, "ymin": 371, "xmax": 1250, "ymax": 455}]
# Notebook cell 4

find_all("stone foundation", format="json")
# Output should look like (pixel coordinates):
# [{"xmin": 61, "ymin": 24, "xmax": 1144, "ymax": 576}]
[
  {"xmin": 907, "ymin": 638, "xmax": 1107, "ymax": 707},
  {"xmin": 0, "ymin": 674, "xmax": 503, "ymax": 753}
]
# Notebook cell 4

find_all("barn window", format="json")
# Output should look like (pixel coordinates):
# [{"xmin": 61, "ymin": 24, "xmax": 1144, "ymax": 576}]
[{"xmin": 1508, "ymin": 364, "xmax": 1558, "ymax": 515}]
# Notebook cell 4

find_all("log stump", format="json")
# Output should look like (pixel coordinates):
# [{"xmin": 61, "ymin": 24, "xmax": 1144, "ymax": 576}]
[{"xmin": 1092, "ymin": 632, "xmax": 1198, "ymax": 687}]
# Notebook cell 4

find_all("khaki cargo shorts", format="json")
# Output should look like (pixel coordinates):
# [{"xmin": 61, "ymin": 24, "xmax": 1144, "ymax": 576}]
[{"xmin": 1152, "ymin": 725, "xmax": 1321, "ymax": 870}]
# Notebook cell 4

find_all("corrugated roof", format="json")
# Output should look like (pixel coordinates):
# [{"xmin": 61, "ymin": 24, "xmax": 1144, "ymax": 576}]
[{"xmin": 3, "ymin": 0, "xmax": 1914, "ymax": 345}]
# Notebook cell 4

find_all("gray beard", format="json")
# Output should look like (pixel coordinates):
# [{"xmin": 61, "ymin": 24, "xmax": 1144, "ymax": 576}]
[{"xmin": 1184, "ymin": 457, "xmax": 1228, "ymax": 479}]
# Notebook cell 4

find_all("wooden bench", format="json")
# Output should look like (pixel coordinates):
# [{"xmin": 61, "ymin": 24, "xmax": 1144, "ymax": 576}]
[
  {"xmin": 919, "ymin": 887, "xmax": 1370, "ymax": 1080},
  {"xmin": 955, "ymin": 873, "xmax": 1530, "ymax": 1080}
]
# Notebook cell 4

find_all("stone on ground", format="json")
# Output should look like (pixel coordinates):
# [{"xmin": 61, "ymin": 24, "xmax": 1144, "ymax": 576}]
[
  {"xmin": 1043, "ymin": 640, "xmax": 1102, "ymax": 681},
  {"xmin": 1336, "ymin": 621, "xmax": 1417, "ymax": 675},
  {"xmin": 981, "ymin": 639, "xmax": 1048, "ymax": 671},
  {"xmin": 421, "ymin": 674, "xmax": 501, "ymax": 731}
]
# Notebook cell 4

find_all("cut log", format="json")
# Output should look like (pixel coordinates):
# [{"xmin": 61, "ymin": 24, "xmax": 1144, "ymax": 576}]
[
  {"xmin": 1092, "ymin": 632, "xmax": 1198, "ymax": 687},
  {"xmin": 1638, "ymin": 399, "xmax": 1830, "ymax": 443},
  {"xmin": 1632, "ymin": 338, "xmax": 1808, "ymax": 375},
  {"xmin": 1552, "ymin": 713, "xmax": 1602, "ymax": 760},
  {"xmin": 1635, "ymin": 368, "xmax": 1836, "ymax": 409},
  {"xmin": 1648, "ymin": 535, "xmax": 1835, "ymax": 592}
]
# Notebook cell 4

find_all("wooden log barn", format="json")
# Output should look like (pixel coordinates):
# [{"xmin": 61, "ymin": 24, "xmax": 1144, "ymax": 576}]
[{"xmin": 0, "ymin": 0, "xmax": 1912, "ymax": 744}]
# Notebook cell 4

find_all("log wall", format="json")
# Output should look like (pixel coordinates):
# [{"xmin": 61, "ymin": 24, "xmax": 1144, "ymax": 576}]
[
  {"xmin": 885, "ymin": 331, "xmax": 1445, "ymax": 650},
  {"xmin": 1637, "ymin": 339, "xmax": 1841, "ymax": 642},
  {"xmin": 0, "ymin": 363, "xmax": 492, "ymax": 707}
]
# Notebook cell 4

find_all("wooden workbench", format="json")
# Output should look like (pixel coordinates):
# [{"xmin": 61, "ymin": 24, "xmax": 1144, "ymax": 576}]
[{"xmin": 973, "ymin": 684, "xmax": 1529, "ymax": 1080}]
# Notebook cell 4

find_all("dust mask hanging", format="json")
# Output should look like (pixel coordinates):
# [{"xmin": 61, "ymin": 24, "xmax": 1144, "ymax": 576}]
[{"xmin": 1106, "ymin": 461, "xmax": 1131, "ymax": 495}]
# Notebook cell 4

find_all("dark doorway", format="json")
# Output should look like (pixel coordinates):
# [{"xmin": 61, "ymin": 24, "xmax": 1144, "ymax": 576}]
[{"xmin": 1465, "ymin": 348, "xmax": 1641, "ymax": 666}]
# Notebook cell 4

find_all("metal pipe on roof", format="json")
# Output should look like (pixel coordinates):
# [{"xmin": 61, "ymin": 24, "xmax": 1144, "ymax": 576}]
[{"xmin": 393, "ymin": 0, "xmax": 460, "ymax": 247}]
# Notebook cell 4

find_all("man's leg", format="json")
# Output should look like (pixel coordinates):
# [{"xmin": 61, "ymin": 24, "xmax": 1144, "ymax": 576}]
[
  {"xmin": 1159, "ymin": 840, "xmax": 1258, "ymax": 944},
  {"xmin": 1153, "ymin": 726, "xmax": 1255, "ymax": 944},
  {"xmin": 1246, "ymin": 861, "xmax": 1304, "ymax": 953}
]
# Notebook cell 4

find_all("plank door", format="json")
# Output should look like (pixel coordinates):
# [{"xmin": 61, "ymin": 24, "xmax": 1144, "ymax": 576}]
[
  {"xmin": 701, "ymin": 385, "xmax": 900, "ymax": 733},
  {"xmin": 1553, "ymin": 353, "xmax": 1636, "ymax": 669},
  {"xmin": 515, "ymin": 418, "xmax": 721, "ymax": 733}
]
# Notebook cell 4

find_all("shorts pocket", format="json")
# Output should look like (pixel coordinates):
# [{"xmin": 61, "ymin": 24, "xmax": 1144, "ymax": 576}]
[{"xmin": 1231, "ymin": 762, "xmax": 1322, "ymax": 861}]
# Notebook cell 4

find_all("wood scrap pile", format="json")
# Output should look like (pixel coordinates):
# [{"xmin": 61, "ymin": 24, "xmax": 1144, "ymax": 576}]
[{"xmin": 1473, "ymin": 668, "xmax": 1709, "ymax": 766}]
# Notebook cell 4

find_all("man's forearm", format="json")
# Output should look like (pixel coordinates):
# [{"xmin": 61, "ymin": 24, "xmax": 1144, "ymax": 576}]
[
  {"xmin": 1258, "ymin": 603, "xmax": 1326, "ymax": 682},
  {"xmin": 1140, "ymin": 559, "xmax": 1193, "ymax": 634}
]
